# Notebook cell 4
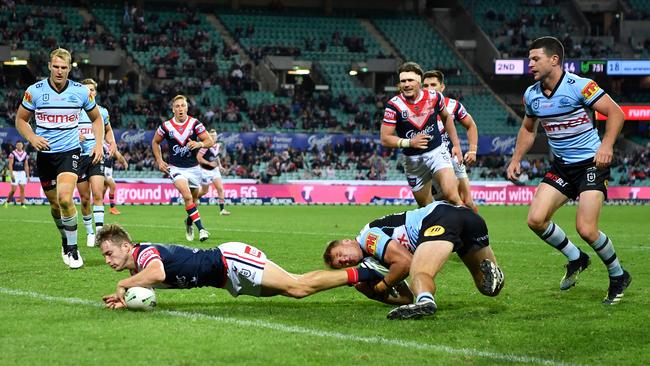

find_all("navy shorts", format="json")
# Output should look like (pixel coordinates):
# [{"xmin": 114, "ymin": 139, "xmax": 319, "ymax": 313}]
[{"xmin": 77, "ymin": 154, "xmax": 105, "ymax": 183}]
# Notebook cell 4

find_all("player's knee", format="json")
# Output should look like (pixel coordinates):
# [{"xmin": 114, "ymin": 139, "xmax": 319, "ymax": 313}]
[
  {"xmin": 526, "ymin": 215, "xmax": 546, "ymax": 232},
  {"xmin": 576, "ymin": 223, "xmax": 597, "ymax": 243}
]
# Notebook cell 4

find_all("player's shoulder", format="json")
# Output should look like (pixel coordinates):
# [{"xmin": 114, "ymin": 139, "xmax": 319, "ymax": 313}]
[
  {"xmin": 524, "ymin": 81, "xmax": 541, "ymax": 99},
  {"xmin": 25, "ymin": 78, "xmax": 49, "ymax": 93},
  {"xmin": 562, "ymin": 71, "xmax": 595, "ymax": 90}
]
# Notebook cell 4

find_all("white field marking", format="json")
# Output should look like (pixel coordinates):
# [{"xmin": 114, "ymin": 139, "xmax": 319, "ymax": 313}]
[{"xmin": 0, "ymin": 287, "xmax": 579, "ymax": 366}]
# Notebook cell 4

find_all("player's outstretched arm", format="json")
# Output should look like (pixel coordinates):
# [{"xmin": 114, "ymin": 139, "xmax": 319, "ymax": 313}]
[
  {"xmin": 260, "ymin": 261, "xmax": 382, "ymax": 299},
  {"xmin": 103, "ymin": 260, "xmax": 166, "ymax": 309}
]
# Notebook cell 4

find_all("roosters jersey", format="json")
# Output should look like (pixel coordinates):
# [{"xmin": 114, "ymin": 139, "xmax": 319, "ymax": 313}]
[
  {"xmin": 9, "ymin": 150, "xmax": 28, "ymax": 171},
  {"xmin": 78, "ymin": 105, "xmax": 110, "ymax": 155},
  {"xmin": 199, "ymin": 143, "xmax": 221, "ymax": 170},
  {"xmin": 156, "ymin": 117, "xmax": 206, "ymax": 168},
  {"xmin": 21, "ymin": 78, "xmax": 96, "ymax": 153},
  {"xmin": 131, "ymin": 243, "xmax": 227, "ymax": 289},
  {"xmin": 103, "ymin": 142, "xmax": 114, "ymax": 168},
  {"xmin": 383, "ymin": 90, "xmax": 446, "ymax": 156},
  {"xmin": 437, "ymin": 97, "xmax": 469, "ymax": 152},
  {"xmin": 524, "ymin": 71, "xmax": 605, "ymax": 163}
]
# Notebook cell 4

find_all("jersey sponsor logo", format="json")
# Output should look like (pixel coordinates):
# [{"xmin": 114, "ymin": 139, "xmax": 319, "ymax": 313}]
[
  {"xmin": 138, "ymin": 247, "xmax": 161, "ymax": 268},
  {"xmin": 541, "ymin": 115, "xmax": 591, "ymax": 132},
  {"xmin": 35, "ymin": 112, "xmax": 79, "ymax": 123},
  {"xmin": 581, "ymin": 81, "xmax": 600, "ymax": 100},
  {"xmin": 365, "ymin": 233, "xmax": 379, "ymax": 254},
  {"xmin": 423, "ymin": 225, "xmax": 445, "ymax": 236},
  {"xmin": 382, "ymin": 108, "xmax": 396, "ymax": 121}
]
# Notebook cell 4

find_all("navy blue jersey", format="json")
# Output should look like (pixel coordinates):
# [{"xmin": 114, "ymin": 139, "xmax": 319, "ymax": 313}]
[
  {"xmin": 132, "ymin": 243, "xmax": 227, "ymax": 289},
  {"xmin": 155, "ymin": 117, "xmax": 206, "ymax": 168},
  {"xmin": 199, "ymin": 143, "xmax": 221, "ymax": 170},
  {"xmin": 9, "ymin": 150, "xmax": 28, "ymax": 171},
  {"xmin": 382, "ymin": 90, "xmax": 446, "ymax": 156},
  {"xmin": 103, "ymin": 142, "xmax": 114, "ymax": 168}
]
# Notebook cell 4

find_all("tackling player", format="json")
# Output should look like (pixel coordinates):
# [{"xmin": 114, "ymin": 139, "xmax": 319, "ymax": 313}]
[
  {"xmin": 76, "ymin": 78, "xmax": 116, "ymax": 246},
  {"xmin": 381, "ymin": 62, "xmax": 463, "ymax": 207},
  {"xmin": 98, "ymin": 223, "xmax": 384, "ymax": 308},
  {"xmin": 197, "ymin": 129, "xmax": 230, "ymax": 216},
  {"xmin": 506, "ymin": 36, "xmax": 631, "ymax": 304},
  {"xmin": 3, "ymin": 141, "xmax": 30, "ymax": 208},
  {"xmin": 324, "ymin": 201, "xmax": 504, "ymax": 320},
  {"xmin": 422, "ymin": 70, "xmax": 479, "ymax": 212},
  {"xmin": 152, "ymin": 95, "xmax": 213, "ymax": 242},
  {"xmin": 15, "ymin": 48, "xmax": 104, "ymax": 269}
]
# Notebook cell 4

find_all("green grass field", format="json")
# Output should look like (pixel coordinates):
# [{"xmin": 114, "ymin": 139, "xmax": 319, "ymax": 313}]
[{"xmin": 1, "ymin": 204, "xmax": 649, "ymax": 365}]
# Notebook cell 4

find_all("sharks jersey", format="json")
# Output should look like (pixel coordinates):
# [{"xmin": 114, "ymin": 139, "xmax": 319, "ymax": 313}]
[
  {"xmin": 383, "ymin": 90, "xmax": 446, "ymax": 156},
  {"xmin": 78, "ymin": 105, "xmax": 110, "ymax": 155},
  {"xmin": 524, "ymin": 71, "xmax": 605, "ymax": 163},
  {"xmin": 356, "ymin": 201, "xmax": 490, "ymax": 264},
  {"xmin": 156, "ymin": 116, "xmax": 207, "ymax": 168},
  {"xmin": 21, "ymin": 78, "xmax": 96, "ymax": 153},
  {"xmin": 131, "ymin": 243, "xmax": 227, "ymax": 289}
]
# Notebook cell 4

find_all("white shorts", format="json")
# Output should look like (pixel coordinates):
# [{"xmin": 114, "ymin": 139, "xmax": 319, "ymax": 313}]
[
  {"xmin": 403, "ymin": 145, "xmax": 454, "ymax": 192},
  {"xmin": 431, "ymin": 157, "xmax": 469, "ymax": 199},
  {"xmin": 218, "ymin": 242, "xmax": 268, "ymax": 297},
  {"xmin": 11, "ymin": 171, "xmax": 27, "ymax": 185},
  {"xmin": 104, "ymin": 167, "xmax": 113, "ymax": 179},
  {"xmin": 169, "ymin": 165, "xmax": 202, "ymax": 189},
  {"xmin": 201, "ymin": 167, "xmax": 222, "ymax": 185}
]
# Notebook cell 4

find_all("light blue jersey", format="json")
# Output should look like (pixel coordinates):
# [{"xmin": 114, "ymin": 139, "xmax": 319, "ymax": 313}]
[
  {"xmin": 21, "ymin": 78, "xmax": 96, "ymax": 153},
  {"xmin": 79, "ymin": 105, "xmax": 109, "ymax": 155},
  {"xmin": 524, "ymin": 71, "xmax": 605, "ymax": 163},
  {"xmin": 356, "ymin": 201, "xmax": 447, "ymax": 261}
]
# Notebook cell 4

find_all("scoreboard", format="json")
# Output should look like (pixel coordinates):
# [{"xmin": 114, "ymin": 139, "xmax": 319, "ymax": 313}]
[{"xmin": 494, "ymin": 59, "xmax": 650, "ymax": 76}]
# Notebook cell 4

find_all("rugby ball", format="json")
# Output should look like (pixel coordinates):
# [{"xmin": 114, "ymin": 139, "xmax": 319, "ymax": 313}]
[{"xmin": 124, "ymin": 287, "xmax": 157, "ymax": 311}]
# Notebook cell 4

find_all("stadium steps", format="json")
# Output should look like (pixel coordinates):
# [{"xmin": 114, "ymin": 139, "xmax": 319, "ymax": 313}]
[
  {"xmin": 357, "ymin": 18, "xmax": 402, "ymax": 62},
  {"xmin": 204, "ymin": 14, "xmax": 251, "ymax": 65}
]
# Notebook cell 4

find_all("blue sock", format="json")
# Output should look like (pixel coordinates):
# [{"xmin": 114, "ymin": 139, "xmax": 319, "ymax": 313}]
[
  {"xmin": 538, "ymin": 222, "xmax": 581, "ymax": 261},
  {"xmin": 589, "ymin": 231, "xmax": 624, "ymax": 277}
]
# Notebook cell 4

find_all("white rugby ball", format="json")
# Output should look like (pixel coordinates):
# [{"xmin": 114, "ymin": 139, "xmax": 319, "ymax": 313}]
[{"xmin": 124, "ymin": 287, "xmax": 157, "ymax": 311}]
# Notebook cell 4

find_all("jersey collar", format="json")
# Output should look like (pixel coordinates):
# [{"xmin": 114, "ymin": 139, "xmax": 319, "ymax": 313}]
[
  {"xmin": 47, "ymin": 78, "xmax": 70, "ymax": 94},
  {"xmin": 542, "ymin": 71, "xmax": 565, "ymax": 99}
]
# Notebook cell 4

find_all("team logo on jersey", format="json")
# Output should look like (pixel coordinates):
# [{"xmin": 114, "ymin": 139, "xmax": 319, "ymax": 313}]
[
  {"xmin": 567, "ymin": 78, "xmax": 575, "ymax": 84},
  {"xmin": 532, "ymin": 99, "xmax": 540, "ymax": 110},
  {"xmin": 43, "ymin": 94, "xmax": 49, "ymax": 101},
  {"xmin": 423, "ymin": 225, "xmax": 445, "ymax": 236},
  {"xmin": 581, "ymin": 81, "xmax": 600, "ymax": 100},
  {"xmin": 67, "ymin": 96, "xmax": 79, "ymax": 103},
  {"xmin": 401, "ymin": 110, "xmax": 409, "ymax": 118},
  {"xmin": 23, "ymin": 91, "xmax": 32, "ymax": 104},
  {"xmin": 559, "ymin": 97, "xmax": 570, "ymax": 106},
  {"xmin": 365, "ymin": 233, "xmax": 379, "ymax": 255}
]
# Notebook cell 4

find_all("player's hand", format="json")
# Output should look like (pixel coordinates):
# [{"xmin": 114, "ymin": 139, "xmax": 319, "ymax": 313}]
[
  {"xmin": 188, "ymin": 140, "xmax": 203, "ymax": 150},
  {"xmin": 28, "ymin": 136, "xmax": 50, "ymax": 151},
  {"xmin": 107, "ymin": 141, "xmax": 117, "ymax": 158},
  {"xmin": 79, "ymin": 132, "xmax": 86, "ymax": 142},
  {"xmin": 451, "ymin": 146, "xmax": 463, "ymax": 164},
  {"xmin": 463, "ymin": 151, "xmax": 477, "ymax": 166},
  {"xmin": 594, "ymin": 144, "xmax": 613, "ymax": 169},
  {"xmin": 506, "ymin": 160, "xmax": 521, "ymax": 181},
  {"xmin": 354, "ymin": 282, "xmax": 389, "ymax": 302},
  {"xmin": 410, "ymin": 134, "xmax": 430, "ymax": 149},
  {"xmin": 90, "ymin": 144, "xmax": 103, "ymax": 164},
  {"xmin": 102, "ymin": 293, "xmax": 126, "ymax": 309},
  {"xmin": 156, "ymin": 159, "xmax": 169, "ymax": 174}
]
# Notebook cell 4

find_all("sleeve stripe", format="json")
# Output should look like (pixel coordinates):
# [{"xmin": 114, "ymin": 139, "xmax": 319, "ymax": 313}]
[{"xmin": 586, "ymin": 92, "xmax": 606, "ymax": 108}]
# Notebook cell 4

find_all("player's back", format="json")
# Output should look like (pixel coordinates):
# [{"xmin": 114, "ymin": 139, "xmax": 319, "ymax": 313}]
[{"xmin": 134, "ymin": 243, "xmax": 226, "ymax": 289}]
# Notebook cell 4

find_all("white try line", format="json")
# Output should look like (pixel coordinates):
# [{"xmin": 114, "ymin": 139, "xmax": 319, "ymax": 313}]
[{"xmin": 0, "ymin": 287, "xmax": 579, "ymax": 366}]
